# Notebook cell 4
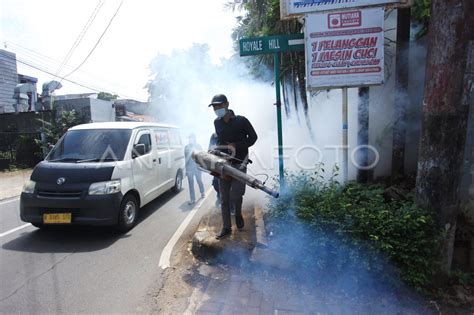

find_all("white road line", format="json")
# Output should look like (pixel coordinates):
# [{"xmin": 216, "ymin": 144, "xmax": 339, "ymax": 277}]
[
  {"xmin": 159, "ymin": 187, "xmax": 213, "ymax": 269},
  {"xmin": 0, "ymin": 197, "xmax": 20, "ymax": 206},
  {"xmin": 0, "ymin": 223, "xmax": 32, "ymax": 238}
]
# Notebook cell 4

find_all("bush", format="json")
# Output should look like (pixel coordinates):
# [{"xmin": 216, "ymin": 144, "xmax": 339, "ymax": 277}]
[
  {"xmin": 266, "ymin": 167, "xmax": 441, "ymax": 292},
  {"xmin": 15, "ymin": 135, "xmax": 42, "ymax": 167}
]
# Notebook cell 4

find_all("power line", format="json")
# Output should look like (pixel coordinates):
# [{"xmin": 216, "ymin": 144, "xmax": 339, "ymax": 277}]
[
  {"xmin": 55, "ymin": 0, "xmax": 104, "ymax": 77},
  {"xmin": 3, "ymin": 39, "xmax": 81, "ymax": 75},
  {"xmin": 3, "ymin": 40, "xmax": 69, "ymax": 67},
  {"xmin": 62, "ymin": 0, "xmax": 124, "ymax": 80},
  {"xmin": 2, "ymin": 39, "xmax": 128, "ymax": 89},
  {"xmin": 0, "ymin": 50, "xmax": 146, "ymax": 101}
]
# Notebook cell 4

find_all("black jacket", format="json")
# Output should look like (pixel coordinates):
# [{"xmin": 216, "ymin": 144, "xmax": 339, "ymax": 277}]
[{"xmin": 214, "ymin": 110, "xmax": 257, "ymax": 162}]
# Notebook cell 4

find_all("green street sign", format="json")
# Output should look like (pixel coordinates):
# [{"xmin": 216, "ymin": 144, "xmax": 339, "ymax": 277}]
[{"xmin": 239, "ymin": 33, "xmax": 304, "ymax": 56}]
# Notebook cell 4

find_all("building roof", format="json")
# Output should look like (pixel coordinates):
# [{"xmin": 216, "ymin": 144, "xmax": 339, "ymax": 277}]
[
  {"xmin": 18, "ymin": 73, "xmax": 38, "ymax": 83},
  {"xmin": 55, "ymin": 93, "xmax": 98, "ymax": 100}
]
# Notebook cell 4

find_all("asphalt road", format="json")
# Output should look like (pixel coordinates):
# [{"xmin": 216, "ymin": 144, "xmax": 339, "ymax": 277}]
[{"xmin": 0, "ymin": 179, "xmax": 212, "ymax": 314}]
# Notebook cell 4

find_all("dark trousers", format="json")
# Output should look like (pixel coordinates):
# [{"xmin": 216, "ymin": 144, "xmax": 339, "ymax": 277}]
[
  {"xmin": 219, "ymin": 166, "xmax": 246, "ymax": 230},
  {"xmin": 187, "ymin": 171, "xmax": 204, "ymax": 201},
  {"xmin": 212, "ymin": 177, "xmax": 220, "ymax": 199}
]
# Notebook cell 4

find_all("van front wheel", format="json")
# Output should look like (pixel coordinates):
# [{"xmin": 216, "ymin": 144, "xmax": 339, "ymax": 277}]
[
  {"xmin": 117, "ymin": 194, "xmax": 138, "ymax": 232},
  {"xmin": 173, "ymin": 171, "xmax": 183, "ymax": 192}
]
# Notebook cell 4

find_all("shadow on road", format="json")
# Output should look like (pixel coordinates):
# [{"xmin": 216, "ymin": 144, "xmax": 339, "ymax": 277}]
[
  {"xmin": 2, "ymin": 188, "xmax": 185, "ymax": 254},
  {"xmin": 135, "ymin": 188, "xmax": 182, "ymax": 224}
]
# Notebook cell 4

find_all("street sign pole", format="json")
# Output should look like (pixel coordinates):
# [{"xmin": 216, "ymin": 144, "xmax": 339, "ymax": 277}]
[
  {"xmin": 274, "ymin": 52, "xmax": 285, "ymax": 187},
  {"xmin": 239, "ymin": 33, "xmax": 304, "ymax": 187}
]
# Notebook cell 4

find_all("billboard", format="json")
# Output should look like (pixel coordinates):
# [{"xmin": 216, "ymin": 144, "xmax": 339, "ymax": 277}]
[
  {"xmin": 305, "ymin": 7, "xmax": 385, "ymax": 90},
  {"xmin": 281, "ymin": 0, "xmax": 409, "ymax": 19}
]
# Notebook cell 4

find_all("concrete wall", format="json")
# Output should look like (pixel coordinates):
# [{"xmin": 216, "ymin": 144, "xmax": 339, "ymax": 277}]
[{"xmin": 0, "ymin": 50, "xmax": 18, "ymax": 114}]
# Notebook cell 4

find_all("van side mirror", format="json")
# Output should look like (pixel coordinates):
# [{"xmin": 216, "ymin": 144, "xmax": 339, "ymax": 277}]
[{"xmin": 132, "ymin": 144, "xmax": 146, "ymax": 158}]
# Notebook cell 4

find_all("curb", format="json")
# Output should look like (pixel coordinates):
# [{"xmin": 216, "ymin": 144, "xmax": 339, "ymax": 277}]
[
  {"xmin": 250, "ymin": 205, "xmax": 293, "ymax": 271},
  {"xmin": 191, "ymin": 203, "xmax": 256, "ymax": 266},
  {"xmin": 254, "ymin": 205, "xmax": 268, "ymax": 248},
  {"xmin": 190, "ymin": 200, "xmax": 293, "ymax": 271},
  {"xmin": 0, "ymin": 169, "xmax": 32, "ymax": 201},
  {"xmin": 0, "ymin": 195, "xmax": 21, "ymax": 204}
]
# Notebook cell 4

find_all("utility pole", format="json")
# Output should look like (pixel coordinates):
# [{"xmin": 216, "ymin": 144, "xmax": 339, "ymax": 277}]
[
  {"xmin": 391, "ymin": 7, "xmax": 411, "ymax": 181},
  {"xmin": 357, "ymin": 87, "xmax": 370, "ymax": 183},
  {"xmin": 415, "ymin": 0, "xmax": 474, "ymax": 275}
]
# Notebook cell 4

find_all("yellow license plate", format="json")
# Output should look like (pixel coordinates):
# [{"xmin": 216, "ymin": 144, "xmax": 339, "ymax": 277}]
[{"xmin": 43, "ymin": 213, "xmax": 72, "ymax": 224}]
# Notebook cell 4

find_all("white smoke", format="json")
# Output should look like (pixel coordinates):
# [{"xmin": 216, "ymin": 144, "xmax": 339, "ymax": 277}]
[{"xmin": 147, "ymin": 44, "xmax": 358, "ymax": 187}]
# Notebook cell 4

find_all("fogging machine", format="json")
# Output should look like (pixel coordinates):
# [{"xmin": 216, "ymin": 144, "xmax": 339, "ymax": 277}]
[{"xmin": 192, "ymin": 150, "xmax": 279, "ymax": 198}]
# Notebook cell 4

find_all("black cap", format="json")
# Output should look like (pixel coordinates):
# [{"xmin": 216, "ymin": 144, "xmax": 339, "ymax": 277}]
[{"xmin": 208, "ymin": 94, "xmax": 228, "ymax": 107}]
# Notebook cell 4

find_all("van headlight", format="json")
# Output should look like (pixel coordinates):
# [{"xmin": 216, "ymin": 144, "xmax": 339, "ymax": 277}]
[
  {"xmin": 88, "ymin": 180, "xmax": 121, "ymax": 195},
  {"xmin": 22, "ymin": 180, "xmax": 36, "ymax": 194}
]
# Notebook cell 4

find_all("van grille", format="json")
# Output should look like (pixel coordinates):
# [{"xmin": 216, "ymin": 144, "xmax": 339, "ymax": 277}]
[{"xmin": 37, "ymin": 190, "xmax": 83, "ymax": 198}]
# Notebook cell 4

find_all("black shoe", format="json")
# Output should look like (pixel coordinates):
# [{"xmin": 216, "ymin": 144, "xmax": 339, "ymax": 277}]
[
  {"xmin": 236, "ymin": 215, "xmax": 244, "ymax": 229},
  {"xmin": 216, "ymin": 228, "xmax": 232, "ymax": 239}
]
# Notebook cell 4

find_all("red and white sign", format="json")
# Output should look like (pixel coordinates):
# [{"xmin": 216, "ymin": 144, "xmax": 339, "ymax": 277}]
[
  {"xmin": 305, "ymin": 7, "xmax": 385, "ymax": 90},
  {"xmin": 328, "ymin": 11, "xmax": 361, "ymax": 28},
  {"xmin": 280, "ymin": 0, "xmax": 409, "ymax": 19}
]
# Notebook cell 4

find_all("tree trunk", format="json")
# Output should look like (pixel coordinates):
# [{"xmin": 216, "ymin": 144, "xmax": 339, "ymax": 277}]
[
  {"xmin": 415, "ymin": 0, "xmax": 474, "ymax": 276},
  {"xmin": 391, "ymin": 8, "xmax": 411, "ymax": 181}
]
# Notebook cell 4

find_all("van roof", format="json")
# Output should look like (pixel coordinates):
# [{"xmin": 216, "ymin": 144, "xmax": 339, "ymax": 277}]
[{"xmin": 69, "ymin": 121, "xmax": 179, "ymax": 131}]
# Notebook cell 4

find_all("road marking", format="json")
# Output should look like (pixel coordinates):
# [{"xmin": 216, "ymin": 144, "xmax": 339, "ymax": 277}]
[
  {"xmin": 0, "ymin": 223, "xmax": 32, "ymax": 238},
  {"xmin": 0, "ymin": 197, "xmax": 20, "ymax": 206},
  {"xmin": 159, "ymin": 187, "xmax": 213, "ymax": 269}
]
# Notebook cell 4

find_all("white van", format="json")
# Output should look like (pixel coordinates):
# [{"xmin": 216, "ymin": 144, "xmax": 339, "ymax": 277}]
[{"xmin": 20, "ymin": 122, "xmax": 185, "ymax": 231}]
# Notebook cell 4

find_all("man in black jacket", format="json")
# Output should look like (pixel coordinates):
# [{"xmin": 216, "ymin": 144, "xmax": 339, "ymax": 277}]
[{"xmin": 208, "ymin": 94, "xmax": 258, "ymax": 239}]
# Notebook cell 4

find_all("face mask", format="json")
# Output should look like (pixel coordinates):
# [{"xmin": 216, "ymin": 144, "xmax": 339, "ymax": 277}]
[{"xmin": 214, "ymin": 108, "xmax": 227, "ymax": 118}]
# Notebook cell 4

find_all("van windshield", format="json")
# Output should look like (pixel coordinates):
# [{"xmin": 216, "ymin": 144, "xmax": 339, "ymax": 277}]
[{"xmin": 46, "ymin": 129, "xmax": 132, "ymax": 162}]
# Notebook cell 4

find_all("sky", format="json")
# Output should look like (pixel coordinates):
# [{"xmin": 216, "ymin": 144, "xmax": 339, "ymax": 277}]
[{"xmin": 0, "ymin": 0, "xmax": 238, "ymax": 101}]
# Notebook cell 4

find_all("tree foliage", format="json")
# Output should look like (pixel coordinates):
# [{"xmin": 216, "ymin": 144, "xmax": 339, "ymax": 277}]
[
  {"xmin": 36, "ymin": 110, "xmax": 85, "ymax": 157},
  {"xmin": 411, "ymin": 0, "xmax": 431, "ymax": 38},
  {"xmin": 97, "ymin": 92, "xmax": 119, "ymax": 101},
  {"xmin": 229, "ymin": 0, "xmax": 315, "ymax": 140}
]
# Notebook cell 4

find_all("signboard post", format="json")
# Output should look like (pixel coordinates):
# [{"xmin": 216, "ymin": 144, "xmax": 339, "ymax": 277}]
[{"xmin": 239, "ymin": 34, "xmax": 304, "ymax": 186}]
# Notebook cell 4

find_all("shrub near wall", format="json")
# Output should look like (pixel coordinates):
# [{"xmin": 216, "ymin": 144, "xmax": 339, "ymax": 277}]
[
  {"xmin": 15, "ymin": 134, "xmax": 42, "ymax": 167},
  {"xmin": 266, "ymin": 169, "xmax": 442, "ymax": 292}
]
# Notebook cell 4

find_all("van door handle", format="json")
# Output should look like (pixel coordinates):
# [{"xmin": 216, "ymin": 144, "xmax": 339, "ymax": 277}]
[{"xmin": 158, "ymin": 158, "xmax": 162, "ymax": 164}]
